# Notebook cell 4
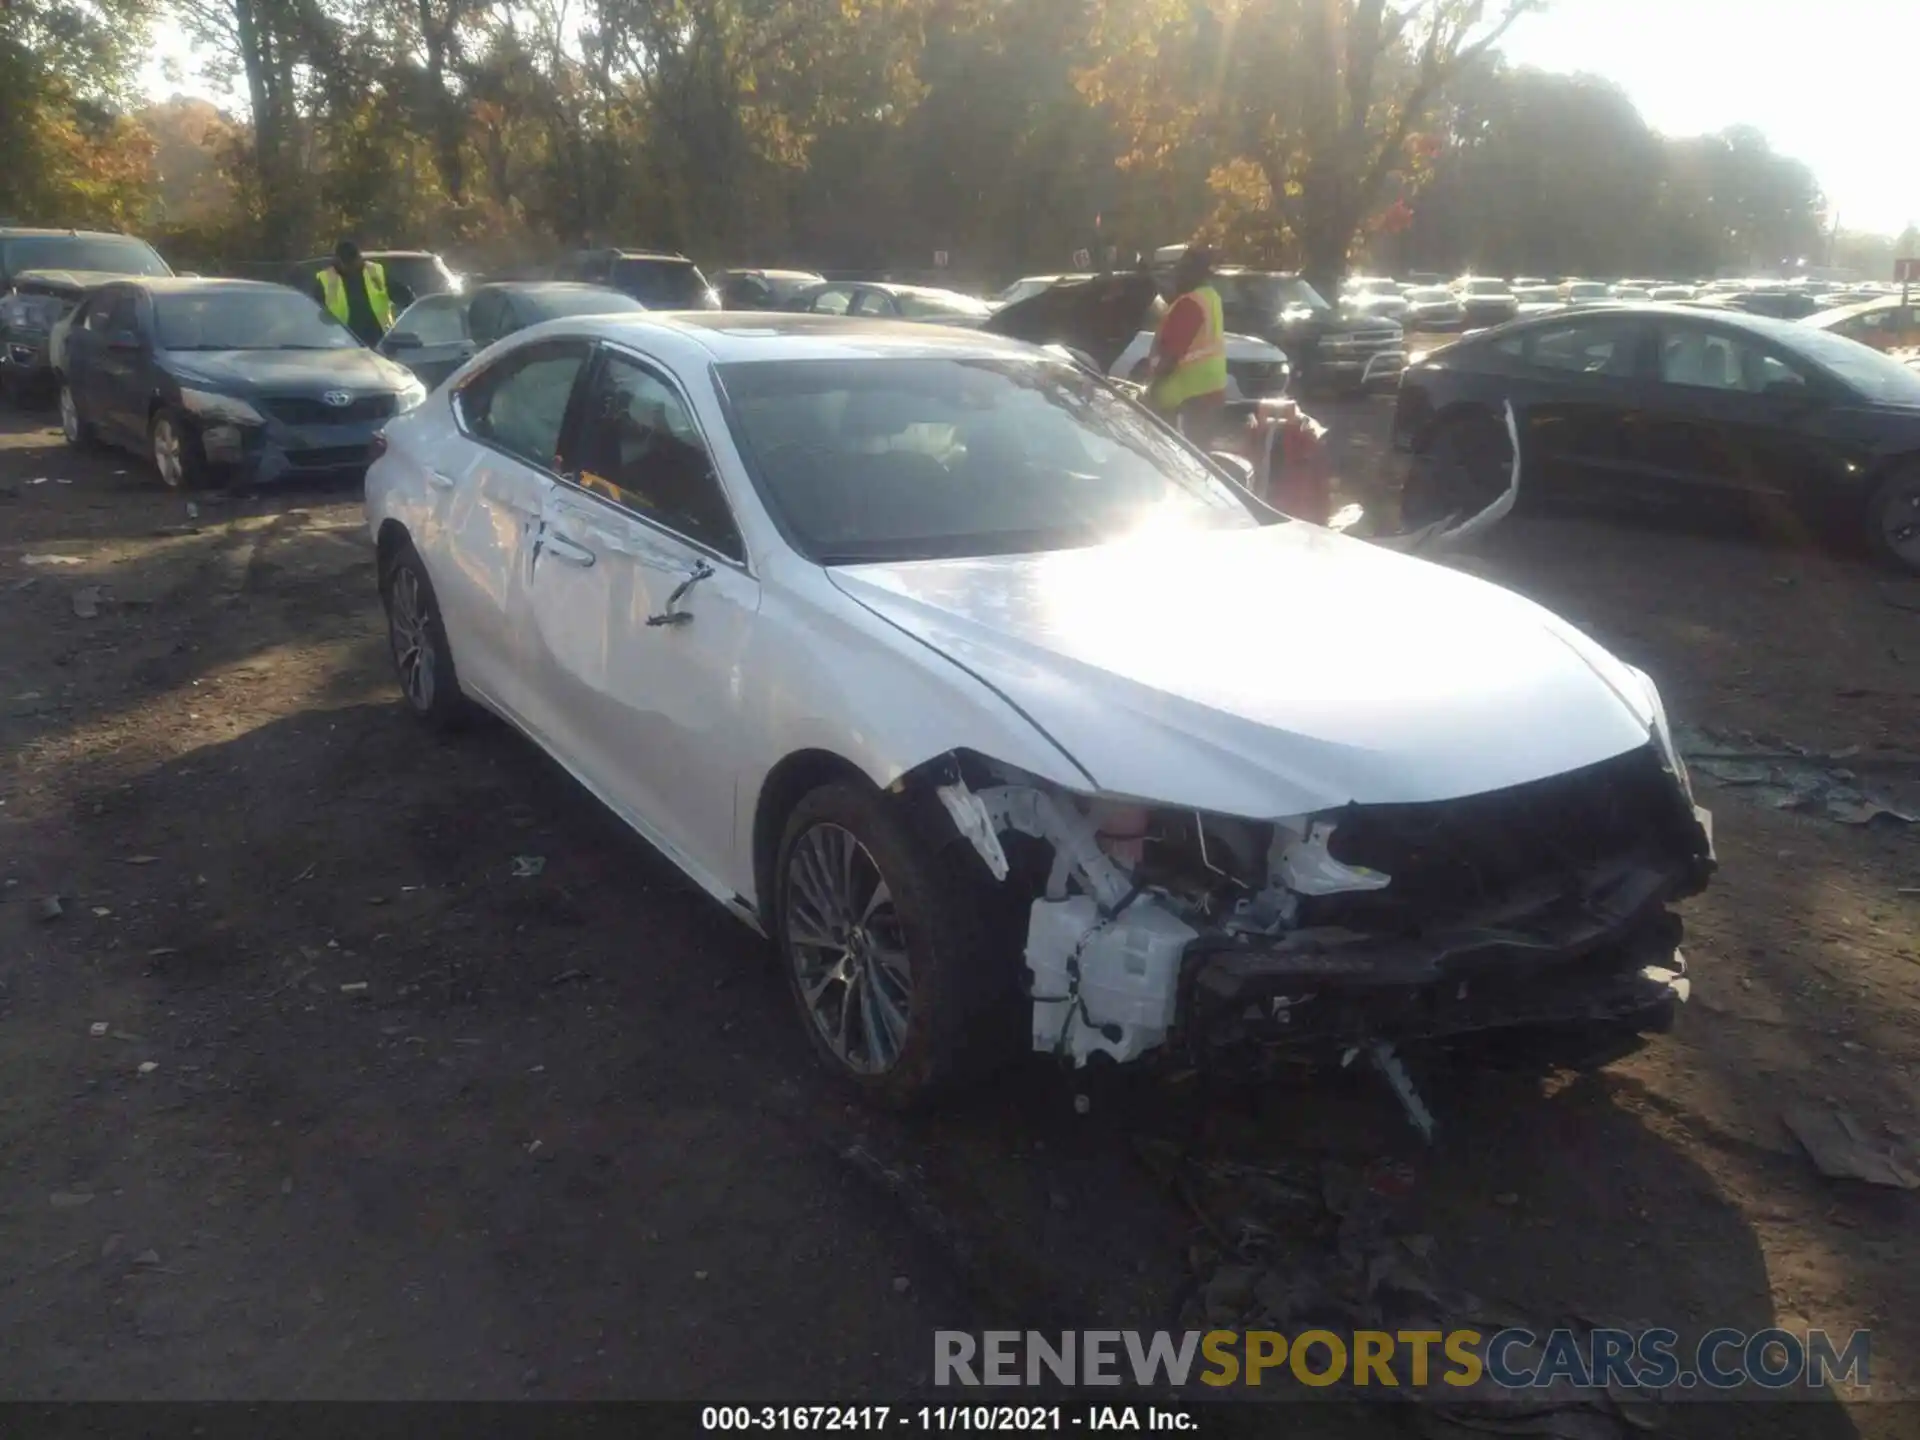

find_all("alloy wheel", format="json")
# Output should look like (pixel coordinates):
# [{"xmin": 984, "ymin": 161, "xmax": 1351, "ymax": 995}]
[
  {"xmin": 59, "ymin": 385, "xmax": 80, "ymax": 445},
  {"xmin": 387, "ymin": 565, "xmax": 437, "ymax": 711},
  {"xmin": 152, "ymin": 416, "xmax": 184, "ymax": 488},
  {"xmin": 1881, "ymin": 477, "xmax": 1920, "ymax": 567},
  {"xmin": 785, "ymin": 822, "xmax": 913, "ymax": 1074}
]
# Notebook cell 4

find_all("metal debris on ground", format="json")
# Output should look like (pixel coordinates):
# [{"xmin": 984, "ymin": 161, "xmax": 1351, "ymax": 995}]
[
  {"xmin": 1368, "ymin": 1040, "xmax": 1436, "ymax": 1143},
  {"xmin": 89, "ymin": 1022, "xmax": 108, "ymax": 1037},
  {"xmin": 22, "ymin": 554, "xmax": 86, "ymax": 567},
  {"xmin": 35, "ymin": 896, "xmax": 64, "ymax": 922},
  {"xmin": 136, "ymin": 1061, "xmax": 158, "ymax": 1076},
  {"xmin": 511, "ymin": 855, "xmax": 546, "ymax": 878},
  {"xmin": 1782, "ymin": 1102, "xmax": 1920, "ymax": 1190},
  {"xmin": 1675, "ymin": 725, "xmax": 1919, "ymax": 827},
  {"xmin": 1156, "ymin": 1147, "xmax": 1665, "ymax": 1434}
]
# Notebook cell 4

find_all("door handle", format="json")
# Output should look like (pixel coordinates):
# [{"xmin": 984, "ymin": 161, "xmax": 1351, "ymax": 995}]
[
  {"xmin": 646, "ymin": 560, "xmax": 714, "ymax": 627},
  {"xmin": 540, "ymin": 529, "xmax": 597, "ymax": 568},
  {"xmin": 428, "ymin": 469, "xmax": 458, "ymax": 490}
]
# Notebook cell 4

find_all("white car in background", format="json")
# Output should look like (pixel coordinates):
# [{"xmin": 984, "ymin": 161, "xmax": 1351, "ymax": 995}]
[{"xmin": 365, "ymin": 312, "xmax": 1712, "ymax": 1110}]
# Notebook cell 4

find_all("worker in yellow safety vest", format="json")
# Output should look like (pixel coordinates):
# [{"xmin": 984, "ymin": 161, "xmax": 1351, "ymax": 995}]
[
  {"xmin": 1145, "ymin": 244, "xmax": 1228, "ymax": 442},
  {"xmin": 313, "ymin": 239, "xmax": 397, "ymax": 347}
]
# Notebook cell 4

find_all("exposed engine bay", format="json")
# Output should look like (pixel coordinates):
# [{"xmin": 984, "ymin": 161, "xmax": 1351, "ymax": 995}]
[{"xmin": 902, "ymin": 740, "xmax": 1714, "ymax": 1134}]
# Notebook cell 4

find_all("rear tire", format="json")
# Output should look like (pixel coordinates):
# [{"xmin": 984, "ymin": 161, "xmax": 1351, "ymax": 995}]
[
  {"xmin": 1866, "ymin": 463, "xmax": 1920, "ymax": 574},
  {"xmin": 379, "ymin": 540, "xmax": 471, "ymax": 730},
  {"xmin": 774, "ymin": 782, "xmax": 1022, "ymax": 1109}
]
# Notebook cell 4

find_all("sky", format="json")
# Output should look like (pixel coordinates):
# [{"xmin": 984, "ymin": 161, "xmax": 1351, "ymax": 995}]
[
  {"xmin": 141, "ymin": 0, "xmax": 1915, "ymax": 238},
  {"xmin": 1501, "ymin": 0, "xmax": 1911, "ymax": 236}
]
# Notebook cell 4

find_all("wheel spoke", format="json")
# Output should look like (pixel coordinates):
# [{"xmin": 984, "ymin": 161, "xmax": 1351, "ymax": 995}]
[
  {"xmin": 858, "ymin": 877, "xmax": 892, "ymax": 928},
  {"xmin": 863, "ymin": 962, "xmax": 909, "ymax": 1062},
  {"xmin": 800, "ymin": 966, "xmax": 840, "ymax": 1011},
  {"xmin": 835, "ymin": 970, "xmax": 858, "ymax": 1057},
  {"xmin": 784, "ymin": 822, "xmax": 916, "ymax": 1076}
]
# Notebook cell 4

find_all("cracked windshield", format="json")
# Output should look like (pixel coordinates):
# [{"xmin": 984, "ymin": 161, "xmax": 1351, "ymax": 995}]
[{"xmin": 3, "ymin": 0, "xmax": 1916, "ymax": 1428}]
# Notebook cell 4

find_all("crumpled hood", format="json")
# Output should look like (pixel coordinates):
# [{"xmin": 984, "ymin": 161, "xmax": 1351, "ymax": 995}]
[
  {"xmin": 12, "ymin": 269, "xmax": 132, "ymax": 299},
  {"xmin": 829, "ymin": 523, "xmax": 1658, "ymax": 817},
  {"xmin": 166, "ymin": 347, "xmax": 412, "ymax": 395}
]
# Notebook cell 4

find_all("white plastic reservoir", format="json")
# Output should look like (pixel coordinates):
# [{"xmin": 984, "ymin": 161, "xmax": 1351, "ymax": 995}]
[{"xmin": 1026, "ymin": 895, "xmax": 1198, "ymax": 1066}]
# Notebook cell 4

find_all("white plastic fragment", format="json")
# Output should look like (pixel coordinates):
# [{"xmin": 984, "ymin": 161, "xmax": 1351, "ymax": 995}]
[
  {"xmin": 935, "ymin": 782, "xmax": 1010, "ymax": 880},
  {"xmin": 1271, "ymin": 820, "xmax": 1390, "ymax": 896}
]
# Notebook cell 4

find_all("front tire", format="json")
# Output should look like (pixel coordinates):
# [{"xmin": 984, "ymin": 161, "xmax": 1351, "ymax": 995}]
[
  {"xmin": 379, "ymin": 541, "xmax": 471, "ymax": 730},
  {"xmin": 1866, "ymin": 463, "xmax": 1920, "ymax": 574},
  {"xmin": 774, "ymin": 783, "xmax": 1020, "ymax": 1108},
  {"xmin": 149, "ymin": 408, "xmax": 208, "ymax": 490}
]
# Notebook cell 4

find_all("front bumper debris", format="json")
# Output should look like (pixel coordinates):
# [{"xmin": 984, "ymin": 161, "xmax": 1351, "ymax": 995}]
[
  {"xmin": 196, "ymin": 415, "xmax": 386, "ymax": 484},
  {"xmin": 2, "ymin": 333, "xmax": 53, "ymax": 387}
]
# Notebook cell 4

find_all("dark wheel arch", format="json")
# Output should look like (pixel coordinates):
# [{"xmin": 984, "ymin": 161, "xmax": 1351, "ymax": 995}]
[{"xmin": 751, "ymin": 750, "xmax": 878, "ymax": 931}]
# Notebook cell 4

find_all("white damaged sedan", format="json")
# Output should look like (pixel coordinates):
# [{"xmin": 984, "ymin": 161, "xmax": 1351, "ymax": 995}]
[{"xmin": 366, "ymin": 313, "xmax": 1715, "ymax": 1111}]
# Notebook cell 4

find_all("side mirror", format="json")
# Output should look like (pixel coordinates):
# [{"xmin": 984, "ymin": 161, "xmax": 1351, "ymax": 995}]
[
  {"xmin": 386, "ymin": 331, "xmax": 422, "ymax": 350},
  {"xmin": 109, "ymin": 331, "xmax": 141, "ymax": 352}
]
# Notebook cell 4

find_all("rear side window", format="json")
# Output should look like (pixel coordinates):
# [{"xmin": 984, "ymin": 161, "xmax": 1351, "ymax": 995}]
[
  {"xmin": 611, "ymin": 258, "xmax": 712, "ymax": 308},
  {"xmin": 455, "ymin": 341, "xmax": 591, "ymax": 470},
  {"xmin": 396, "ymin": 294, "xmax": 468, "ymax": 347},
  {"xmin": 1502, "ymin": 318, "xmax": 1644, "ymax": 378}
]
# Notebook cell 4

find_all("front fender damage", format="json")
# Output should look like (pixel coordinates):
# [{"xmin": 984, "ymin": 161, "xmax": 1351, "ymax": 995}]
[{"xmin": 902, "ymin": 744, "xmax": 1712, "ymax": 1135}]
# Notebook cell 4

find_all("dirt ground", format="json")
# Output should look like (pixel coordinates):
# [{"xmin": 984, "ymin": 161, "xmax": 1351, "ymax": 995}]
[{"xmin": 1, "ymin": 394, "xmax": 1917, "ymax": 1434}]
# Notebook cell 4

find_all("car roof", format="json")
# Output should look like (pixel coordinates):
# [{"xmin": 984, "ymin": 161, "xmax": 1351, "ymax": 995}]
[
  {"xmin": 471, "ymin": 281, "xmax": 621, "ymax": 298},
  {"xmin": 123, "ymin": 277, "xmax": 297, "ymax": 296},
  {"xmin": 526, "ymin": 311, "xmax": 1044, "ymax": 363},
  {"xmin": 1807, "ymin": 295, "xmax": 1901, "ymax": 324},
  {"xmin": 296, "ymin": 250, "xmax": 441, "ymax": 263},
  {"xmin": 1479, "ymin": 300, "xmax": 1828, "ymax": 343},
  {"xmin": 0, "ymin": 226, "xmax": 143, "ymax": 240},
  {"xmin": 599, "ymin": 249, "xmax": 693, "ymax": 261}
]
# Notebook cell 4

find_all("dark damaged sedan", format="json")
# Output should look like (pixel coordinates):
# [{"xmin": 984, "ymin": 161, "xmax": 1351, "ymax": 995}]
[
  {"xmin": 56, "ymin": 278, "xmax": 425, "ymax": 489},
  {"xmin": 1, "ymin": 228, "xmax": 174, "ymax": 402},
  {"xmin": 1393, "ymin": 304, "xmax": 1920, "ymax": 572}
]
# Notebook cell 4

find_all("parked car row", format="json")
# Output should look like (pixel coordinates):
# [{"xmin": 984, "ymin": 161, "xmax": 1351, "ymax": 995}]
[{"xmin": 1347, "ymin": 272, "xmax": 1909, "ymax": 333}]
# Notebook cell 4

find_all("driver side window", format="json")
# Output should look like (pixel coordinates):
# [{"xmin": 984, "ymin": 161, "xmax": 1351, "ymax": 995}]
[
  {"xmin": 563, "ymin": 352, "xmax": 742, "ymax": 560},
  {"xmin": 809, "ymin": 287, "xmax": 853, "ymax": 316}
]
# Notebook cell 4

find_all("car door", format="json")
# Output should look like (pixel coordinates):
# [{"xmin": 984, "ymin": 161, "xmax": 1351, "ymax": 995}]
[
  {"xmin": 381, "ymin": 293, "xmax": 472, "ymax": 386},
  {"xmin": 61, "ymin": 292, "xmax": 105, "ymax": 419},
  {"xmin": 1486, "ymin": 314, "xmax": 1652, "ymax": 498},
  {"xmin": 1633, "ymin": 319, "xmax": 1846, "ymax": 507},
  {"xmin": 88, "ymin": 288, "xmax": 147, "ymax": 442},
  {"xmin": 521, "ymin": 343, "xmax": 762, "ymax": 890},
  {"xmin": 433, "ymin": 338, "xmax": 594, "ymax": 722}
]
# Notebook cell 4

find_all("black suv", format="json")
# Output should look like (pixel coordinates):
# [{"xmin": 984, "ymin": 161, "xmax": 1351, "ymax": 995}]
[
  {"xmin": 282, "ymin": 250, "xmax": 462, "ymax": 305},
  {"xmin": 1, "ymin": 227, "xmax": 173, "ymax": 402},
  {"xmin": 1202, "ymin": 266, "xmax": 1405, "ymax": 392},
  {"xmin": 554, "ymin": 249, "xmax": 721, "ymax": 309}
]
